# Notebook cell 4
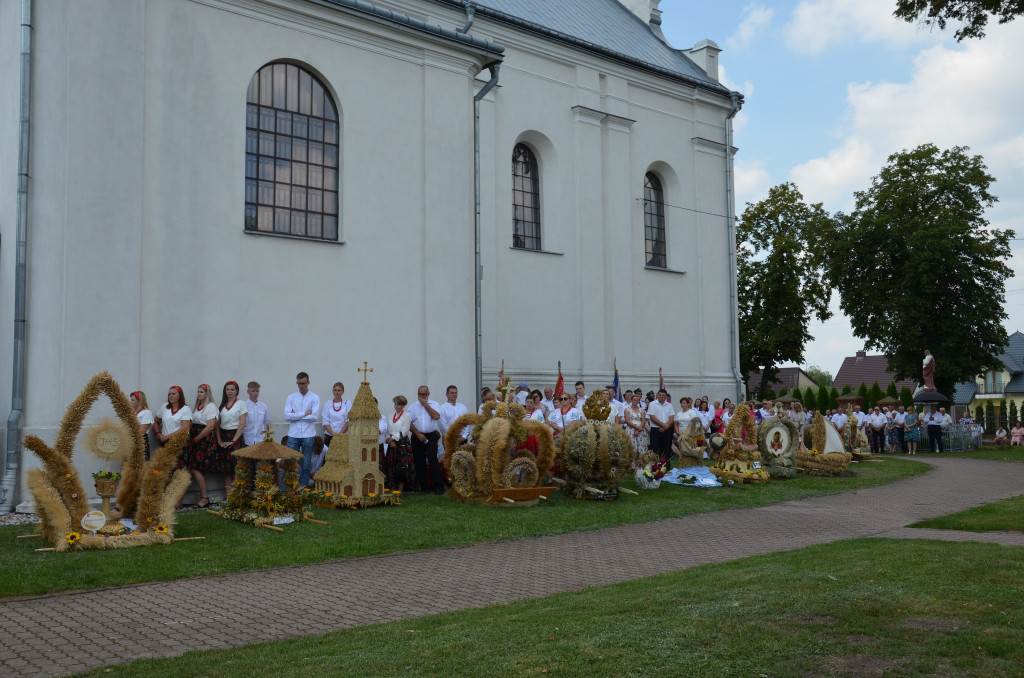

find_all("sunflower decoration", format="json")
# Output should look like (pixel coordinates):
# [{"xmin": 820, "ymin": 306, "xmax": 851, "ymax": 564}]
[
  {"xmin": 65, "ymin": 532, "xmax": 81, "ymax": 547},
  {"xmin": 155, "ymin": 524, "xmax": 168, "ymax": 534}
]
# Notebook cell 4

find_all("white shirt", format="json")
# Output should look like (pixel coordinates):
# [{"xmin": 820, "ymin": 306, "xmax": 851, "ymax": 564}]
[
  {"xmin": 156, "ymin": 404, "xmax": 192, "ymax": 437},
  {"xmin": 696, "ymin": 408, "xmax": 714, "ymax": 431},
  {"xmin": 219, "ymin": 399, "xmax": 249, "ymax": 430},
  {"xmin": 407, "ymin": 399, "xmax": 441, "ymax": 434},
  {"xmin": 439, "ymin": 400, "xmax": 470, "ymax": 452},
  {"xmin": 378, "ymin": 415, "xmax": 388, "ymax": 444},
  {"xmin": 854, "ymin": 411, "xmax": 869, "ymax": 426},
  {"xmin": 540, "ymin": 398, "xmax": 555, "ymax": 414},
  {"xmin": 387, "ymin": 410, "xmax": 411, "ymax": 439},
  {"xmin": 243, "ymin": 399, "xmax": 271, "ymax": 445},
  {"xmin": 869, "ymin": 412, "xmax": 887, "ymax": 429},
  {"xmin": 524, "ymin": 408, "xmax": 546, "ymax": 423},
  {"xmin": 894, "ymin": 411, "xmax": 907, "ymax": 425},
  {"xmin": 646, "ymin": 400, "xmax": 675, "ymax": 429},
  {"xmin": 321, "ymin": 398, "xmax": 352, "ymax": 436},
  {"xmin": 941, "ymin": 413, "xmax": 953, "ymax": 430},
  {"xmin": 514, "ymin": 391, "xmax": 528, "ymax": 405},
  {"xmin": 548, "ymin": 407, "xmax": 584, "ymax": 431},
  {"xmin": 136, "ymin": 409, "xmax": 154, "ymax": 426},
  {"xmin": 192, "ymin": 402, "xmax": 218, "ymax": 425},
  {"xmin": 674, "ymin": 407, "xmax": 698, "ymax": 429},
  {"xmin": 284, "ymin": 390, "xmax": 320, "ymax": 439},
  {"xmin": 832, "ymin": 412, "xmax": 848, "ymax": 429},
  {"xmin": 924, "ymin": 412, "xmax": 943, "ymax": 426},
  {"xmin": 722, "ymin": 410, "xmax": 733, "ymax": 427}
]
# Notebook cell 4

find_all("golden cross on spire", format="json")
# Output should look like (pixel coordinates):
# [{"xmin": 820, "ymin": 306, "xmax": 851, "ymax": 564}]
[
  {"xmin": 498, "ymin": 377, "xmax": 517, "ymax": 405},
  {"xmin": 358, "ymin": 361, "xmax": 373, "ymax": 383},
  {"xmin": 261, "ymin": 424, "xmax": 275, "ymax": 443}
]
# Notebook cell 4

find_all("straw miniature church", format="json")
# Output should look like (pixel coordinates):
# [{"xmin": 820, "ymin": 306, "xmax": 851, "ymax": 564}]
[
  {"xmin": 314, "ymin": 379, "xmax": 384, "ymax": 497},
  {"xmin": 0, "ymin": 0, "xmax": 744, "ymax": 511}
]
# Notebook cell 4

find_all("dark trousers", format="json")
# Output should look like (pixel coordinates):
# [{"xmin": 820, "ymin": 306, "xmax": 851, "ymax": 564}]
[
  {"xmin": 649, "ymin": 428, "xmax": 672, "ymax": 459},
  {"xmin": 897, "ymin": 427, "xmax": 907, "ymax": 454},
  {"xmin": 411, "ymin": 431, "xmax": 443, "ymax": 493},
  {"xmin": 927, "ymin": 425, "xmax": 944, "ymax": 453},
  {"xmin": 870, "ymin": 428, "xmax": 885, "ymax": 453}
]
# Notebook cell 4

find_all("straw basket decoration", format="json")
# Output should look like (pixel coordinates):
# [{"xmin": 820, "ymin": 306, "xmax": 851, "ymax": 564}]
[
  {"xmin": 22, "ymin": 372, "xmax": 194, "ymax": 552},
  {"xmin": 758, "ymin": 416, "xmax": 799, "ymax": 479},
  {"xmin": 711, "ymin": 403, "xmax": 769, "ymax": 484}
]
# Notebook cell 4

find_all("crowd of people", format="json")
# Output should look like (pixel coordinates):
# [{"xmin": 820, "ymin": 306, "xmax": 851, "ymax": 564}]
[{"xmin": 127, "ymin": 373, "xmax": 990, "ymax": 505}]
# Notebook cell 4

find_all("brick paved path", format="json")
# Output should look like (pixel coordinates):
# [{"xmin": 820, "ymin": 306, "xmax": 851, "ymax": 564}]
[{"xmin": 2, "ymin": 457, "xmax": 1023, "ymax": 677}]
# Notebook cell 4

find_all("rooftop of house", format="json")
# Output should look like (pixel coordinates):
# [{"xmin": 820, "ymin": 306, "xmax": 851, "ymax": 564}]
[{"xmin": 833, "ymin": 351, "xmax": 917, "ymax": 393}]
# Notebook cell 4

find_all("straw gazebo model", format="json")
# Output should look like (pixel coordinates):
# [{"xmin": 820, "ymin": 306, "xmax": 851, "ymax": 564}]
[{"xmin": 213, "ymin": 428, "xmax": 322, "ymax": 531}]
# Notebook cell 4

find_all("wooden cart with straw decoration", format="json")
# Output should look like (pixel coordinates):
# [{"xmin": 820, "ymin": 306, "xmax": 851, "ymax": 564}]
[{"xmin": 210, "ymin": 427, "xmax": 325, "ymax": 531}]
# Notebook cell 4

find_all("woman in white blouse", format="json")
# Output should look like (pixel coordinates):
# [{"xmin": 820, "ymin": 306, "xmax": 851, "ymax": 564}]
[
  {"xmin": 216, "ymin": 381, "xmax": 247, "ymax": 495},
  {"xmin": 696, "ymin": 400, "xmax": 714, "ymax": 435},
  {"xmin": 321, "ymin": 381, "xmax": 351, "ymax": 448},
  {"xmin": 154, "ymin": 386, "xmax": 192, "ymax": 445},
  {"xmin": 381, "ymin": 395, "xmax": 414, "ymax": 492},
  {"xmin": 178, "ymin": 383, "xmax": 219, "ymax": 509},
  {"xmin": 131, "ymin": 390, "xmax": 154, "ymax": 459}
]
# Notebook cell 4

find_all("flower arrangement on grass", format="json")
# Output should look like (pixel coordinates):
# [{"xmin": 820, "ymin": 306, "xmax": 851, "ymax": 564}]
[{"xmin": 634, "ymin": 458, "xmax": 667, "ymax": 490}]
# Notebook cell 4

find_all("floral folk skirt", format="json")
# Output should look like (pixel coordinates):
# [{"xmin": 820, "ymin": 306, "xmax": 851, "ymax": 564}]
[{"xmin": 178, "ymin": 423, "xmax": 236, "ymax": 474}]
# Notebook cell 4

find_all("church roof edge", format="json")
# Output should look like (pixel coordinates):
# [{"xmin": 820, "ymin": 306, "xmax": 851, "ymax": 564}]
[
  {"xmin": 350, "ymin": 381, "xmax": 382, "ymax": 420},
  {"xmin": 317, "ymin": 0, "xmax": 505, "ymax": 55},
  {"xmin": 431, "ymin": 0, "xmax": 732, "ymax": 97}
]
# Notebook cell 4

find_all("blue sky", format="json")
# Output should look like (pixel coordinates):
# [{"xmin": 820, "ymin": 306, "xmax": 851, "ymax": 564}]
[{"xmin": 658, "ymin": 0, "xmax": 1024, "ymax": 377}]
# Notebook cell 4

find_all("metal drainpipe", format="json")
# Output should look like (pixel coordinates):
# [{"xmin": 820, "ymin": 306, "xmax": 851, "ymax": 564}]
[
  {"xmin": 1, "ymin": 0, "xmax": 33, "ymax": 512},
  {"xmin": 725, "ymin": 91, "xmax": 744, "ymax": 402},
  {"xmin": 458, "ymin": 0, "xmax": 476, "ymax": 34},
  {"xmin": 474, "ymin": 63, "xmax": 500, "ymax": 407}
]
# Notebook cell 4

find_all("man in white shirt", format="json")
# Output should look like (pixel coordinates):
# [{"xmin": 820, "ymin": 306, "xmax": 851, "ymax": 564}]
[
  {"xmin": 940, "ymin": 407, "xmax": 953, "ymax": 433},
  {"xmin": 924, "ymin": 405, "xmax": 944, "ymax": 453},
  {"xmin": 647, "ymin": 389, "xmax": 675, "ymax": 460},
  {"xmin": 514, "ymin": 382, "xmax": 529, "ymax": 405},
  {"xmin": 575, "ymin": 381, "xmax": 587, "ymax": 400},
  {"xmin": 284, "ymin": 372, "xmax": 321, "ymax": 487},
  {"xmin": 868, "ymin": 406, "xmax": 887, "ymax": 454},
  {"xmin": 243, "ymin": 381, "xmax": 271, "ymax": 447},
  {"xmin": 438, "ymin": 385, "xmax": 469, "ymax": 463},
  {"xmin": 478, "ymin": 387, "xmax": 496, "ymax": 413},
  {"xmin": 853, "ymin": 405, "xmax": 870, "ymax": 431},
  {"xmin": 407, "ymin": 385, "xmax": 444, "ymax": 494},
  {"xmin": 894, "ymin": 405, "xmax": 908, "ymax": 454},
  {"xmin": 541, "ymin": 387, "xmax": 555, "ymax": 416},
  {"xmin": 831, "ymin": 408, "xmax": 848, "ymax": 431},
  {"xmin": 605, "ymin": 385, "xmax": 625, "ymax": 423}
]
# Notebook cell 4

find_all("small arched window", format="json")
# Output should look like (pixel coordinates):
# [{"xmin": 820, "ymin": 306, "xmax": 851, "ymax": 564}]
[
  {"xmin": 512, "ymin": 143, "xmax": 541, "ymax": 250},
  {"xmin": 244, "ymin": 62, "xmax": 339, "ymax": 241},
  {"xmin": 643, "ymin": 173, "xmax": 666, "ymax": 268}
]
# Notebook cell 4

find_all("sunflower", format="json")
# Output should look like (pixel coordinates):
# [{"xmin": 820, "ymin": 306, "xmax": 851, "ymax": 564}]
[
  {"xmin": 65, "ymin": 532, "xmax": 81, "ymax": 546},
  {"xmin": 155, "ymin": 524, "xmax": 168, "ymax": 534},
  {"xmin": 368, "ymin": 493, "xmax": 376, "ymax": 498}
]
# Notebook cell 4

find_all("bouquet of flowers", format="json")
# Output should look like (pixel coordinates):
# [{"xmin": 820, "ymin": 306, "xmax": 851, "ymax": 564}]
[
  {"xmin": 92, "ymin": 470, "xmax": 122, "ymax": 481},
  {"xmin": 634, "ymin": 459, "xmax": 667, "ymax": 490}
]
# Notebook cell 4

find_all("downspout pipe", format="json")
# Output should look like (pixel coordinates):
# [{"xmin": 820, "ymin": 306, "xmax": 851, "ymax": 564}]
[
  {"xmin": 1, "ymin": 0, "xmax": 33, "ymax": 512},
  {"xmin": 457, "ymin": 0, "xmax": 476, "ymax": 34},
  {"xmin": 725, "ymin": 90, "xmax": 744, "ymax": 402},
  {"xmin": 474, "ymin": 62, "xmax": 500, "ymax": 407}
]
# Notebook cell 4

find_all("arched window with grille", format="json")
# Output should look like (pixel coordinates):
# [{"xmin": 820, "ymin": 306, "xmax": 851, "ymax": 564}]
[
  {"xmin": 244, "ymin": 62, "xmax": 339, "ymax": 241},
  {"xmin": 643, "ymin": 172, "xmax": 666, "ymax": 268},
  {"xmin": 512, "ymin": 143, "xmax": 541, "ymax": 250}
]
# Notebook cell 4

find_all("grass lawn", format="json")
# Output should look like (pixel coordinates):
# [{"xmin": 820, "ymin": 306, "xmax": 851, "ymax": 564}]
[
  {"xmin": 942, "ymin": 446, "xmax": 1024, "ymax": 462},
  {"xmin": 76, "ymin": 538, "xmax": 1024, "ymax": 678},
  {"xmin": 912, "ymin": 494, "xmax": 1024, "ymax": 533},
  {"xmin": 1, "ymin": 458, "xmax": 926, "ymax": 598}
]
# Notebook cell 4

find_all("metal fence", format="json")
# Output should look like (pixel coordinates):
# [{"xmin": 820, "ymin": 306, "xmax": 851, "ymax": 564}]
[{"xmin": 941, "ymin": 424, "xmax": 982, "ymax": 451}]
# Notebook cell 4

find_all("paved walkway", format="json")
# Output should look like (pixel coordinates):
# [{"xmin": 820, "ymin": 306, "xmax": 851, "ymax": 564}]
[{"xmin": 3, "ymin": 457, "xmax": 1024, "ymax": 677}]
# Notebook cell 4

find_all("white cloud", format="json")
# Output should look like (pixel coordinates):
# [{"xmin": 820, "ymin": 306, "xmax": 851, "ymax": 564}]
[
  {"xmin": 785, "ymin": 0, "xmax": 945, "ymax": 55},
  {"xmin": 718, "ymin": 63, "xmax": 753, "ymax": 99},
  {"xmin": 789, "ymin": 21, "xmax": 1024, "ymax": 213},
  {"xmin": 734, "ymin": 158, "xmax": 772, "ymax": 207},
  {"xmin": 727, "ymin": 3, "xmax": 774, "ymax": 49}
]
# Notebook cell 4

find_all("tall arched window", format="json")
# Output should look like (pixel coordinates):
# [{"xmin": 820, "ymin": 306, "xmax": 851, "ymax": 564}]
[
  {"xmin": 245, "ymin": 62, "xmax": 339, "ymax": 241},
  {"xmin": 512, "ymin": 143, "xmax": 541, "ymax": 250},
  {"xmin": 643, "ymin": 173, "xmax": 666, "ymax": 268}
]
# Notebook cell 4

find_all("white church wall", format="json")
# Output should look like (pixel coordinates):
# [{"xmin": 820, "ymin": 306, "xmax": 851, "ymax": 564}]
[{"xmin": 7, "ymin": 0, "xmax": 492, "ymax": 507}]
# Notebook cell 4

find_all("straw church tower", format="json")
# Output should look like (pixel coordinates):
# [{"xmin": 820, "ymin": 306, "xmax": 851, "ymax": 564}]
[{"xmin": 314, "ymin": 377, "xmax": 384, "ymax": 497}]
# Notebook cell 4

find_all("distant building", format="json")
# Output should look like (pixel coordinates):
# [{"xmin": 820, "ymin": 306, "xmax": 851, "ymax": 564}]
[
  {"xmin": 745, "ymin": 367, "xmax": 819, "ymax": 396},
  {"xmin": 833, "ymin": 351, "xmax": 916, "ymax": 394},
  {"xmin": 955, "ymin": 331, "xmax": 1024, "ymax": 422}
]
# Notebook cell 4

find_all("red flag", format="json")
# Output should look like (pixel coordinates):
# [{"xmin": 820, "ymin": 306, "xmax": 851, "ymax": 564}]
[{"xmin": 554, "ymin": 361, "xmax": 564, "ymax": 397}]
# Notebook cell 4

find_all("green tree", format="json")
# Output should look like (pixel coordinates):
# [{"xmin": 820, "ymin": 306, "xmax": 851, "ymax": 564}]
[
  {"xmin": 975, "ymin": 404, "xmax": 984, "ymax": 424},
  {"xmin": 894, "ymin": 0, "xmax": 1024, "ymax": 41},
  {"xmin": 778, "ymin": 387, "xmax": 789, "ymax": 398},
  {"xmin": 901, "ymin": 386, "xmax": 915, "ymax": 407},
  {"xmin": 738, "ymin": 183, "xmax": 833, "ymax": 394},
  {"xmin": 829, "ymin": 386, "xmax": 839, "ymax": 409},
  {"xmin": 841, "ymin": 384, "xmax": 853, "ymax": 395},
  {"xmin": 817, "ymin": 385, "xmax": 830, "ymax": 411},
  {"xmin": 824, "ymin": 145, "xmax": 1013, "ymax": 399},
  {"xmin": 998, "ymin": 400, "xmax": 1008, "ymax": 429},
  {"xmin": 985, "ymin": 401, "xmax": 996, "ymax": 434},
  {"xmin": 802, "ymin": 387, "xmax": 817, "ymax": 411},
  {"xmin": 857, "ymin": 382, "xmax": 870, "ymax": 404},
  {"xmin": 804, "ymin": 365, "xmax": 833, "ymax": 389},
  {"xmin": 869, "ymin": 381, "xmax": 884, "ymax": 409},
  {"xmin": 886, "ymin": 382, "xmax": 898, "ymax": 399},
  {"xmin": 1009, "ymin": 400, "xmax": 1019, "ymax": 427}
]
